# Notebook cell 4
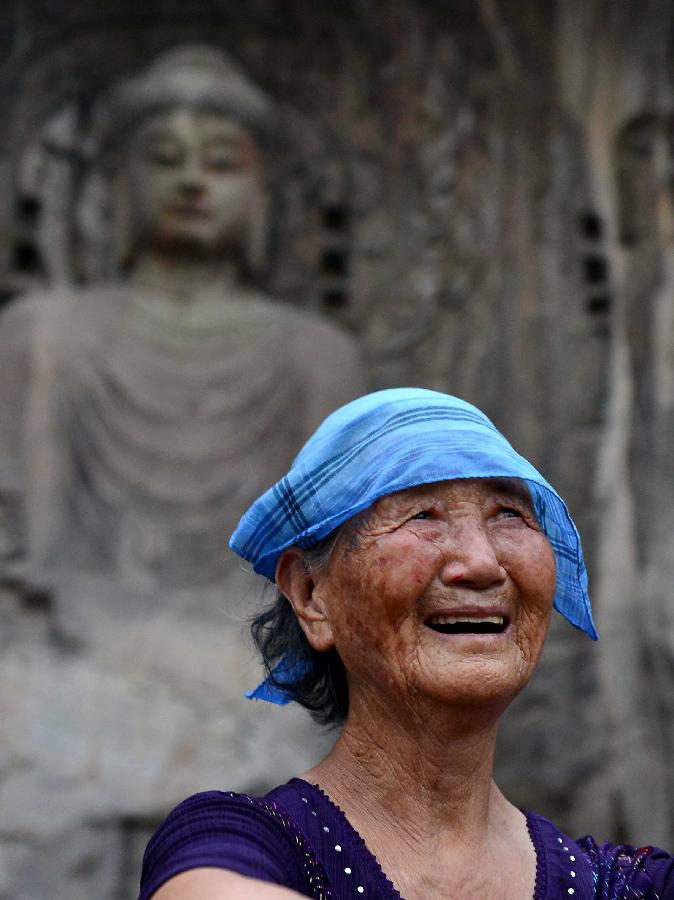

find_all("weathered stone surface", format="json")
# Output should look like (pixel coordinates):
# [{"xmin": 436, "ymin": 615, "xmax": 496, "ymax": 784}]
[
  {"xmin": 555, "ymin": 0, "xmax": 674, "ymax": 849},
  {"xmin": 0, "ymin": 2, "xmax": 672, "ymax": 898}
]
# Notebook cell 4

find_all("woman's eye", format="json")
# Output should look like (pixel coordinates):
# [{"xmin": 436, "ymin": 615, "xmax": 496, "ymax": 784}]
[
  {"xmin": 410, "ymin": 510, "xmax": 432, "ymax": 520},
  {"xmin": 499, "ymin": 506, "xmax": 523, "ymax": 519}
]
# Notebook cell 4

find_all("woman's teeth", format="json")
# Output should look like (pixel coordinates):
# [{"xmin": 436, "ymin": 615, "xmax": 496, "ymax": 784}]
[
  {"xmin": 428, "ymin": 615, "xmax": 504, "ymax": 626},
  {"xmin": 426, "ymin": 614, "xmax": 506, "ymax": 634}
]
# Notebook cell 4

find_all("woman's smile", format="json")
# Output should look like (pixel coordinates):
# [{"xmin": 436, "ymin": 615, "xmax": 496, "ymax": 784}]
[{"xmin": 424, "ymin": 609, "xmax": 510, "ymax": 635}]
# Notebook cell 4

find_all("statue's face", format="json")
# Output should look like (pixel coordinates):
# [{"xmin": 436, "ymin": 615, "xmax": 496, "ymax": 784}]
[{"xmin": 122, "ymin": 108, "xmax": 263, "ymax": 258}]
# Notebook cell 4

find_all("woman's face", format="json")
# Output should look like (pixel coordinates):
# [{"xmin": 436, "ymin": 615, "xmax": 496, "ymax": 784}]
[{"xmin": 309, "ymin": 478, "xmax": 556, "ymax": 714}]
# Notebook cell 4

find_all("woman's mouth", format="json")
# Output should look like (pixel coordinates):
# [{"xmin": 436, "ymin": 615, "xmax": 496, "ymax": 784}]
[{"xmin": 424, "ymin": 614, "xmax": 508, "ymax": 635}]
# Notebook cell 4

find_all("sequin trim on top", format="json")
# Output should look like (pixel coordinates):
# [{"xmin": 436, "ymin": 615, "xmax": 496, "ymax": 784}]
[
  {"xmin": 287, "ymin": 779, "xmax": 403, "ymax": 899},
  {"xmin": 532, "ymin": 812, "xmax": 615, "ymax": 898},
  {"xmin": 245, "ymin": 794, "xmax": 333, "ymax": 899},
  {"xmin": 524, "ymin": 809, "xmax": 548, "ymax": 899},
  {"xmin": 576, "ymin": 833, "xmax": 667, "ymax": 900}
]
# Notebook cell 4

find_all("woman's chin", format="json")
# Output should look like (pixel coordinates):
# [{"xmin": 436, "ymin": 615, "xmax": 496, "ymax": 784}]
[{"xmin": 411, "ymin": 647, "xmax": 536, "ymax": 711}]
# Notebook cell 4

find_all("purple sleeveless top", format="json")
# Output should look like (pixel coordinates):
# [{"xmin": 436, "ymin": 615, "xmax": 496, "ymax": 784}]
[{"xmin": 138, "ymin": 779, "xmax": 674, "ymax": 899}]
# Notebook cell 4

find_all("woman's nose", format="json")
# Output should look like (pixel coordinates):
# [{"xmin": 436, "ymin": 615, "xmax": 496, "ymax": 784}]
[{"xmin": 438, "ymin": 522, "xmax": 507, "ymax": 590}]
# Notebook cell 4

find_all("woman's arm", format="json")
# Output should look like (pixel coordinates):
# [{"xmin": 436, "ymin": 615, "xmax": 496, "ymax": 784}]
[
  {"xmin": 152, "ymin": 868, "xmax": 307, "ymax": 899},
  {"xmin": 138, "ymin": 793, "xmax": 315, "ymax": 900}
]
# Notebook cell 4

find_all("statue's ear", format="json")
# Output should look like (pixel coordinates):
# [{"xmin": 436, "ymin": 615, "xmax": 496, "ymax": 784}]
[
  {"xmin": 110, "ymin": 168, "xmax": 135, "ymax": 273},
  {"xmin": 276, "ymin": 548, "xmax": 334, "ymax": 652},
  {"xmin": 244, "ymin": 174, "xmax": 270, "ymax": 280}
]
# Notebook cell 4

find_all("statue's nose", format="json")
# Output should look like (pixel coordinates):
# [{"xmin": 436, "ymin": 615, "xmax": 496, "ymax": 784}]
[{"xmin": 177, "ymin": 156, "xmax": 207, "ymax": 193}]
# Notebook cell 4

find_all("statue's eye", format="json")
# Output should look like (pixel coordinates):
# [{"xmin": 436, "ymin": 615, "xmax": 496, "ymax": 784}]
[
  {"xmin": 204, "ymin": 143, "xmax": 241, "ymax": 171},
  {"xmin": 147, "ymin": 142, "xmax": 183, "ymax": 166}
]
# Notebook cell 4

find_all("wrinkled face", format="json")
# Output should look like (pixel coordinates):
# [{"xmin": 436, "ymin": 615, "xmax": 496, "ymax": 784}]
[
  {"xmin": 311, "ymin": 478, "xmax": 556, "ymax": 714},
  {"xmin": 122, "ymin": 108, "xmax": 262, "ymax": 257}
]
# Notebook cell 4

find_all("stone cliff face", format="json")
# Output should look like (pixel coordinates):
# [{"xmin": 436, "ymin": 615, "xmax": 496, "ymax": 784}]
[
  {"xmin": 0, "ymin": 2, "xmax": 671, "ymax": 897},
  {"xmin": 555, "ymin": 0, "xmax": 674, "ymax": 852}
]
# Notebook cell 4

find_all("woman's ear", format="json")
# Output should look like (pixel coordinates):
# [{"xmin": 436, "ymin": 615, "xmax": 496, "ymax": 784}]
[{"xmin": 275, "ymin": 548, "xmax": 334, "ymax": 652}]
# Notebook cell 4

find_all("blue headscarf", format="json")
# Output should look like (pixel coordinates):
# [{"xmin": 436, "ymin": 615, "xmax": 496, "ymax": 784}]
[{"xmin": 230, "ymin": 388, "xmax": 597, "ymax": 703}]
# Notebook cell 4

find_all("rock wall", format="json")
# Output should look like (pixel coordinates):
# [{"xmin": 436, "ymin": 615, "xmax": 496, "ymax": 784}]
[
  {"xmin": 556, "ymin": 0, "xmax": 674, "ymax": 849},
  {"xmin": 0, "ymin": 2, "xmax": 671, "ymax": 898}
]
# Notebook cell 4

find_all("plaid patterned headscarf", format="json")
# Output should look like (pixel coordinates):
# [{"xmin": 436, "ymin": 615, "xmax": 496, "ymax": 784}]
[{"xmin": 230, "ymin": 388, "xmax": 597, "ymax": 702}]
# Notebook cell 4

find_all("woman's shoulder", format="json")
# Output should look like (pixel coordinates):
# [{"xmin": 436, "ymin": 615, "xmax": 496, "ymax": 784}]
[
  {"xmin": 138, "ymin": 787, "xmax": 328, "ymax": 900},
  {"xmin": 575, "ymin": 832, "xmax": 674, "ymax": 899},
  {"xmin": 269, "ymin": 779, "xmax": 402, "ymax": 898},
  {"xmin": 528, "ymin": 810, "xmax": 674, "ymax": 899}
]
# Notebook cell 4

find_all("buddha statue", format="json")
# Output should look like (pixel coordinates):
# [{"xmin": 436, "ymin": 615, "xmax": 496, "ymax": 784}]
[
  {"xmin": 0, "ymin": 45, "xmax": 364, "ymax": 600},
  {"xmin": 0, "ymin": 46, "xmax": 364, "ymax": 817}
]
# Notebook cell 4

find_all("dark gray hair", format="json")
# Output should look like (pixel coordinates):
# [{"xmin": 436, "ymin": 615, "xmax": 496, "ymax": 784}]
[{"xmin": 249, "ymin": 527, "xmax": 351, "ymax": 729}]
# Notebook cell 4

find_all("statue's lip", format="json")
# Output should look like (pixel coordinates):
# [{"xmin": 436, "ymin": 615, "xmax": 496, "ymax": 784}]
[{"xmin": 167, "ymin": 202, "xmax": 211, "ymax": 218}]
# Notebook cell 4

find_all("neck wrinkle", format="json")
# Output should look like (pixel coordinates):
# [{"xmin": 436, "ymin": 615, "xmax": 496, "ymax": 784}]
[{"xmin": 305, "ymin": 688, "xmax": 508, "ymax": 854}]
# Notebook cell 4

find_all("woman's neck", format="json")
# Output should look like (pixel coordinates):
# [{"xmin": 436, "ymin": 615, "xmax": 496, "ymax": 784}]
[
  {"xmin": 303, "ymin": 694, "xmax": 535, "ymax": 900},
  {"xmin": 303, "ymin": 692, "xmax": 511, "ymax": 850}
]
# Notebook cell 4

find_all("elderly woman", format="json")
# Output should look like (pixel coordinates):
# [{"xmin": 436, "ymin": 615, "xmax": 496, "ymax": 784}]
[{"xmin": 139, "ymin": 388, "xmax": 674, "ymax": 900}]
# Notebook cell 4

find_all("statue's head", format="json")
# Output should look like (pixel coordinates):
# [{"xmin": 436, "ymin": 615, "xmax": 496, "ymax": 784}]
[{"xmin": 97, "ymin": 45, "xmax": 277, "ymax": 271}]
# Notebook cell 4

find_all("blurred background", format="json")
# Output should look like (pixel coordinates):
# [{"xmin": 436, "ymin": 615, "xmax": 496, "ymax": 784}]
[{"xmin": 0, "ymin": 1, "xmax": 672, "ymax": 897}]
